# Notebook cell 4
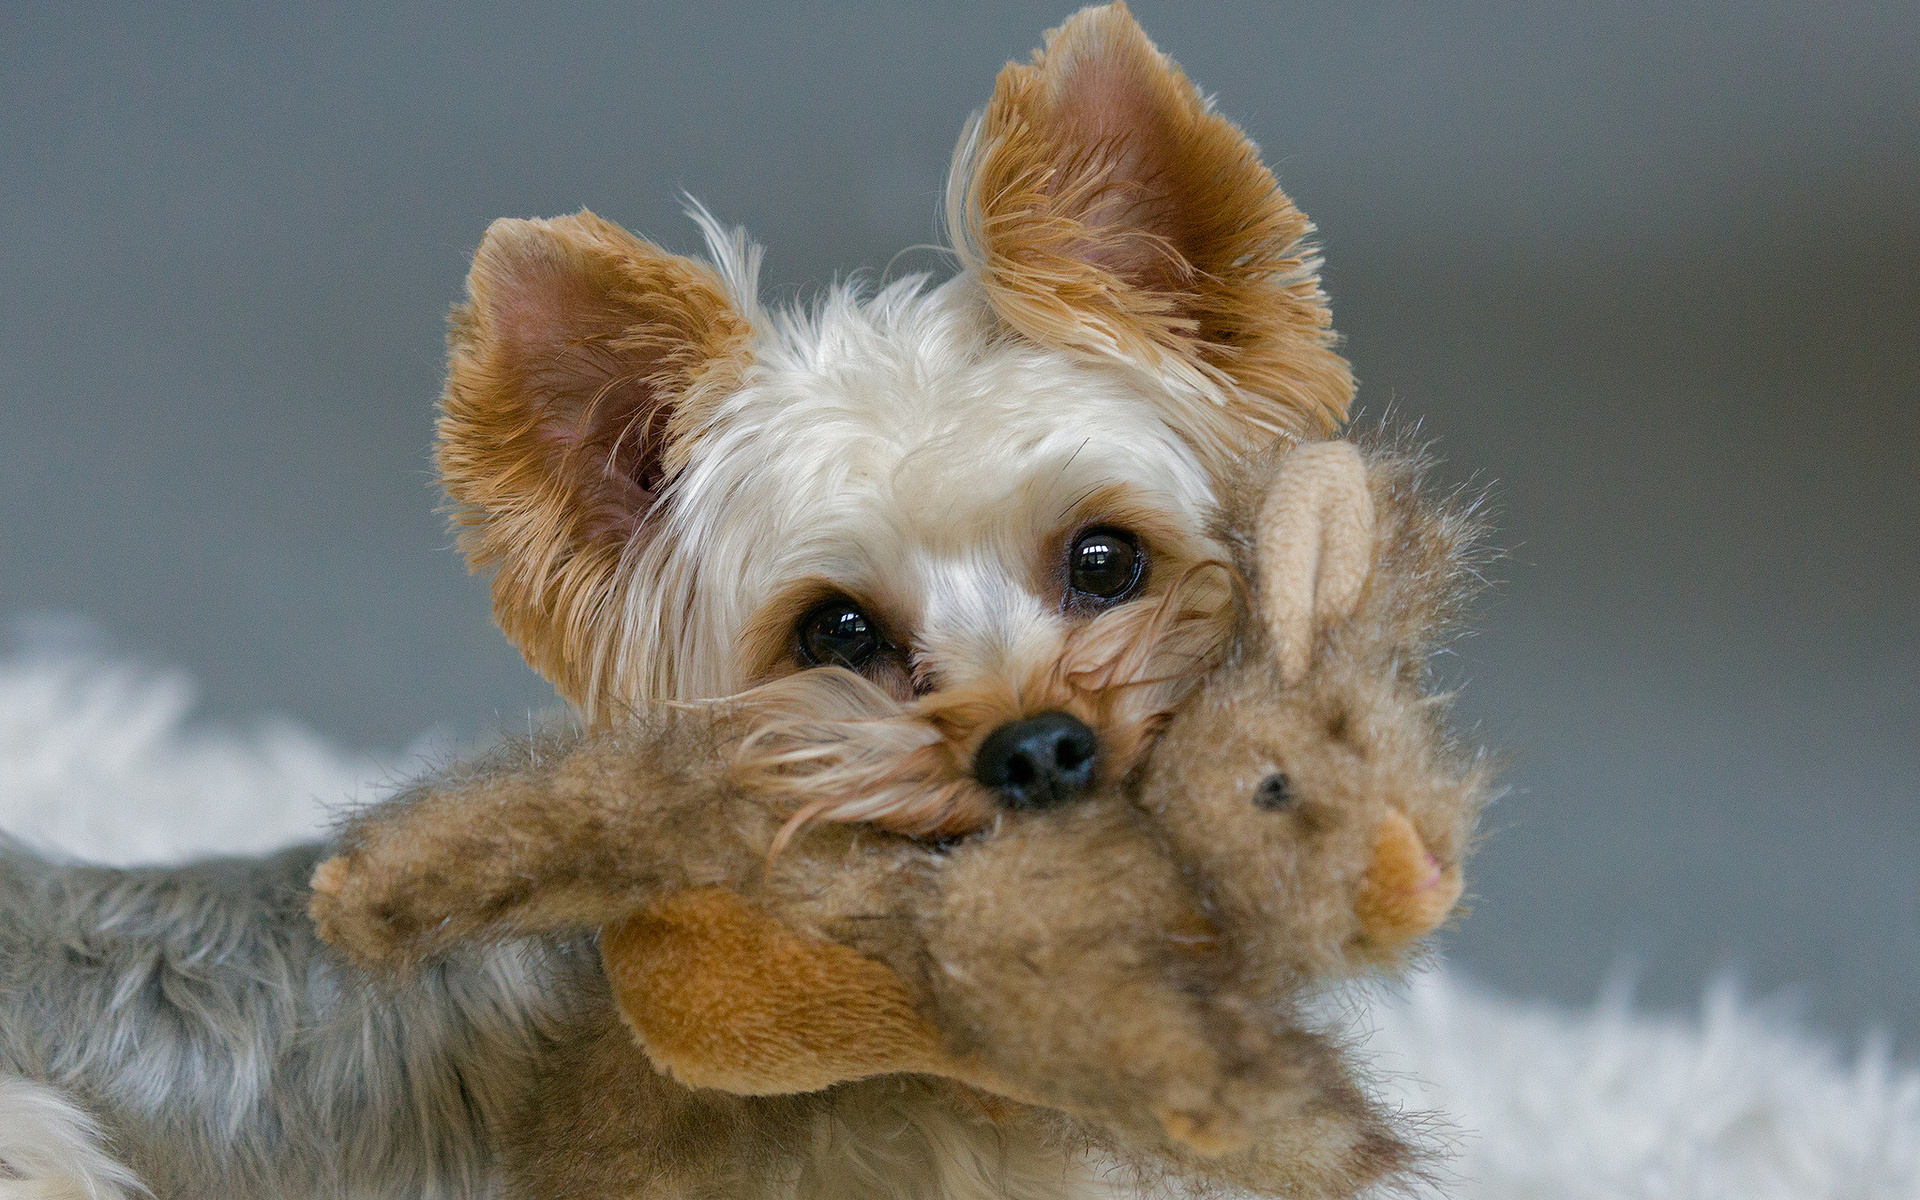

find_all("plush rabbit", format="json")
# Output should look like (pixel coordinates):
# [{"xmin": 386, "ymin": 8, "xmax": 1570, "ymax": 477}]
[{"xmin": 310, "ymin": 438, "xmax": 1492, "ymax": 1199}]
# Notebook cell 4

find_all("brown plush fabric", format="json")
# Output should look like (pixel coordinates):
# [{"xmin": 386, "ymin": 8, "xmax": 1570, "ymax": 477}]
[
  {"xmin": 311, "ymin": 435, "xmax": 1492, "ymax": 1196},
  {"xmin": 1138, "ymin": 438, "xmax": 1495, "ymax": 981},
  {"xmin": 603, "ymin": 888, "xmax": 954, "ymax": 1094},
  {"xmin": 1254, "ymin": 441, "xmax": 1377, "ymax": 686},
  {"xmin": 1354, "ymin": 811, "xmax": 1465, "ymax": 954}
]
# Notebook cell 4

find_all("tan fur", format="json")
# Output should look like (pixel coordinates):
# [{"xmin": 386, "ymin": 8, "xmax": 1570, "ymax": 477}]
[
  {"xmin": 735, "ymin": 560, "xmax": 1231, "ymax": 842},
  {"xmin": 434, "ymin": 5, "xmax": 1350, "ymax": 736},
  {"xmin": 604, "ymin": 888, "xmax": 955, "ymax": 1094},
  {"xmin": 498, "ymin": 1008, "xmax": 1089, "ymax": 1200},
  {"xmin": 1255, "ymin": 442, "xmax": 1377, "ymax": 685},
  {"xmin": 312, "ymin": 436, "xmax": 1492, "ymax": 1198},
  {"xmin": 438, "ymin": 210, "xmax": 754, "ymax": 710},
  {"xmin": 948, "ymin": 3, "xmax": 1353, "ymax": 471},
  {"xmin": 1141, "ymin": 436, "xmax": 1495, "ymax": 978},
  {"xmin": 1353, "ymin": 811, "xmax": 1464, "ymax": 953}
]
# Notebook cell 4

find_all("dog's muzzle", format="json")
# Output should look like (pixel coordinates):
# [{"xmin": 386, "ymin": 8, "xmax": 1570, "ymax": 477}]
[{"xmin": 973, "ymin": 712, "xmax": 1098, "ymax": 810}]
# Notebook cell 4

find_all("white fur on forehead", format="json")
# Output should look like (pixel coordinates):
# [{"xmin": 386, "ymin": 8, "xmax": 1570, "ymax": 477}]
[{"xmin": 599, "ymin": 264, "xmax": 1218, "ymax": 706}]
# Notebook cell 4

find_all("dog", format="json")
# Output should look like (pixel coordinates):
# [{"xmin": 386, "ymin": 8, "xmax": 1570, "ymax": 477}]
[{"xmin": 0, "ymin": 5, "xmax": 1361, "ymax": 1197}]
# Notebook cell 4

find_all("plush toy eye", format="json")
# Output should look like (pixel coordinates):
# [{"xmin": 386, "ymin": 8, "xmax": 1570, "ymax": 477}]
[
  {"xmin": 1067, "ymin": 528, "xmax": 1144, "ymax": 603},
  {"xmin": 1253, "ymin": 773, "xmax": 1293, "ymax": 811},
  {"xmin": 798, "ymin": 600, "xmax": 881, "ymax": 670}
]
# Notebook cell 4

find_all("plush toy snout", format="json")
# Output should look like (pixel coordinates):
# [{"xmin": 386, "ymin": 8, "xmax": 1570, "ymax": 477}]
[
  {"xmin": 1355, "ymin": 810, "xmax": 1464, "ymax": 950},
  {"xmin": 1237, "ymin": 773, "xmax": 1464, "ymax": 950}
]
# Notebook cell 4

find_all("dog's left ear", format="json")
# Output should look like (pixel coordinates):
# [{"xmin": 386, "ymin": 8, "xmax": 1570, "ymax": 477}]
[{"xmin": 950, "ymin": 2, "xmax": 1350, "ymax": 468}]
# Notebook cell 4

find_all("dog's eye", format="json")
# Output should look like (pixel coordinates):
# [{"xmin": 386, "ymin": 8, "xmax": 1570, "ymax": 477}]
[
  {"xmin": 1067, "ymin": 528, "xmax": 1144, "ymax": 603},
  {"xmin": 798, "ymin": 600, "xmax": 881, "ymax": 670}
]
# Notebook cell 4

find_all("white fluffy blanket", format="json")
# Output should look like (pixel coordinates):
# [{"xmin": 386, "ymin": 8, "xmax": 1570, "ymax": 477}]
[{"xmin": 3, "ymin": 626, "xmax": 1913, "ymax": 1199}]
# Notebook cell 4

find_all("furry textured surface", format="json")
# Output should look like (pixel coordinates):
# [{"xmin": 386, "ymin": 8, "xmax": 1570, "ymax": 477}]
[
  {"xmin": 0, "ymin": 677, "xmax": 1089, "ymax": 1200},
  {"xmin": 0, "ymin": 835, "xmax": 1082, "ymax": 1200},
  {"xmin": 429, "ymin": 7, "xmax": 1344, "ymax": 820},
  {"xmin": 947, "ymin": 2, "xmax": 1352, "ymax": 464},
  {"xmin": 0, "ymin": 838, "xmax": 577, "ymax": 1199},
  {"xmin": 6, "ymin": 443, "xmax": 1440, "ymax": 1200},
  {"xmin": 0, "ymin": 616, "xmax": 381, "ymax": 866},
  {"xmin": 0, "ymin": 1074, "xmax": 145, "ymax": 1200},
  {"xmin": 3, "ymin": 626, "xmax": 1914, "ymax": 1198},
  {"xmin": 302, "ymin": 442, "xmax": 1477, "ymax": 1198}
]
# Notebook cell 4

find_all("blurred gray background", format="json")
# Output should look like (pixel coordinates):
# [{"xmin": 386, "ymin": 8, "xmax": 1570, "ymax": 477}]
[{"xmin": 4, "ymin": 3, "xmax": 1915, "ymax": 1050}]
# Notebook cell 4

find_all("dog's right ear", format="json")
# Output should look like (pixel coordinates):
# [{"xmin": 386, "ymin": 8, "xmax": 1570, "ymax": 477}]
[
  {"xmin": 950, "ymin": 3, "xmax": 1352, "ymax": 473},
  {"xmin": 439, "ymin": 211, "xmax": 754, "ymax": 708}
]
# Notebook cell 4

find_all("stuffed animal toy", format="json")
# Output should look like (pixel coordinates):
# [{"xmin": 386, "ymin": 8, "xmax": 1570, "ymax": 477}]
[{"xmin": 310, "ymin": 438, "xmax": 1493, "ymax": 1199}]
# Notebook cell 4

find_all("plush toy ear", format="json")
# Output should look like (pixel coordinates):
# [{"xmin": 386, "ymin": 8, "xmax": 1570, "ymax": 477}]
[
  {"xmin": 438, "ymin": 210, "xmax": 755, "ymax": 708},
  {"xmin": 949, "ymin": 2, "xmax": 1351, "ymax": 470},
  {"xmin": 1253, "ymin": 441, "xmax": 1374, "ymax": 686}
]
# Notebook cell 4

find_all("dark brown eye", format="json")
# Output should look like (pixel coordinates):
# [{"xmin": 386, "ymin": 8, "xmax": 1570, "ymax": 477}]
[
  {"xmin": 1253, "ymin": 773, "xmax": 1293, "ymax": 811},
  {"xmin": 798, "ymin": 600, "xmax": 881, "ymax": 670},
  {"xmin": 1067, "ymin": 527, "xmax": 1144, "ymax": 603}
]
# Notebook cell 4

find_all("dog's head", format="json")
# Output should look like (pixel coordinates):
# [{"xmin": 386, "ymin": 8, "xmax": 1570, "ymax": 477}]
[{"xmin": 436, "ymin": 4, "xmax": 1350, "ymax": 834}]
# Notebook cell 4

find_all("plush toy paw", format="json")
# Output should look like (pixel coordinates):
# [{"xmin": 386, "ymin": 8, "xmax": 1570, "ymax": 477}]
[{"xmin": 307, "ymin": 852, "xmax": 396, "ymax": 963}]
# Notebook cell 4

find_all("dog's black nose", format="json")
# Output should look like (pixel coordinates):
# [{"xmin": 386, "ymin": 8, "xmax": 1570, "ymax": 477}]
[{"xmin": 974, "ymin": 712, "xmax": 1099, "ymax": 810}]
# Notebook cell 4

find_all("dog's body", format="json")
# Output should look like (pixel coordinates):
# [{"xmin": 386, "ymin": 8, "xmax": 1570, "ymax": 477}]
[
  {"xmin": 0, "ymin": 842, "xmax": 564, "ymax": 1200},
  {"xmin": 1, "ymin": 6, "xmax": 1399, "ymax": 1196},
  {"xmin": 0, "ymin": 840, "xmax": 1101, "ymax": 1200}
]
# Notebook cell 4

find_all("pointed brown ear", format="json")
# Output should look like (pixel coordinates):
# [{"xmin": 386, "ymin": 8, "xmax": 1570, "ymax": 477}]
[
  {"xmin": 950, "ymin": 2, "xmax": 1351, "ymax": 468},
  {"xmin": 438, "ymin": 210, "xmax": 754, "ymax": 706},
  {"xmin": 1253, "ymin": 441, "xmax": 1374, "ymax": 686}
]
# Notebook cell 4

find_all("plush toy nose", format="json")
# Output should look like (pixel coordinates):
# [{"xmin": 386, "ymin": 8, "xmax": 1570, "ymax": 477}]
[
  {"xmin": 1355, "ymin": 810, "xmax": 1463, "ymax": 950},
  {"xmin": 974, "ymin": 712, "xmax": 1099, "ymax": 810}
]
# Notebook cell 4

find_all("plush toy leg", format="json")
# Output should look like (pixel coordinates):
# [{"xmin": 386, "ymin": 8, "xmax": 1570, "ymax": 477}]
[
  {"xmin": 602, "ymin": 889, "xmax": 961, "ymax": 1095},
  {"xmin": 599, "ymin": 890, "xmax": 1285, "ymax": 1159}
]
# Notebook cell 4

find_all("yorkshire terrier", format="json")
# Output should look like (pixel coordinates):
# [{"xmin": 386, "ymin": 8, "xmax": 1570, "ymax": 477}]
[
  {"xmin": 434, "ymin": 0, "xmax": 1349, "ymax": 835},
  {"xmin": 0, "ymin": 5, "xmax": 1364, "ymax": 1198}
]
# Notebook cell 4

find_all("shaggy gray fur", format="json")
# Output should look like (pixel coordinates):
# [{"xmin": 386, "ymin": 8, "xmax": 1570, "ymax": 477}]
[{"xmin": 0, "ymin": 837, "xmax": 587, "ymax": 1199}]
